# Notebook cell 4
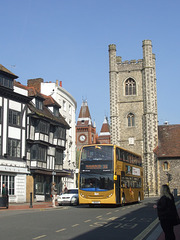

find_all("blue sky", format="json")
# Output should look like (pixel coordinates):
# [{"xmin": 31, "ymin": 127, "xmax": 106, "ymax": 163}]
[{"xmin": 1, "ymin": 0, "xmax": 180, "ymax": 133}]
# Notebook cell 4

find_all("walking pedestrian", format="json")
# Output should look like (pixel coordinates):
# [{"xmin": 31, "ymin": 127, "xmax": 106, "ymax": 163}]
[{"xmin": 154, "ymin": 184, "xmax": 180, "ymax": 240}]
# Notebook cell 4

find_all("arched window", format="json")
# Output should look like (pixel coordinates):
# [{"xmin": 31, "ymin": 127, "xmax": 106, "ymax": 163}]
[
  {"xmin": 163, "ymin": 161, "xmax": 169, "ymax": 171},
  {"xmin": 125, "ymin": 78, "xmax": 136, "ymax": 95},
  {"xmin": 127, "ymin": 113, "xmax": 135, "ymax": 127}
]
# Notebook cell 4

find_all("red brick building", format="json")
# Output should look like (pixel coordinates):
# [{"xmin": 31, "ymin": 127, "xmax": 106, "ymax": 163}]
[{"xmin": 76, "ymin": 100, "xmax": 98, "ymax": 150}]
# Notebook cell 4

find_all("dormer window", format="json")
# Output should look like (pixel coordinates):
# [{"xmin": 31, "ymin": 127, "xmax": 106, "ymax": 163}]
[
  {"xmin": 53, "ymin": 107, "xmax": 59, "ymax": 117},
  {"xmin": 36, "ymin": 98, "xmax": 43, "ymax": 110},
  {"xmin": 0, "ymin": 75, "xmax": 13, "ymax": 89}
]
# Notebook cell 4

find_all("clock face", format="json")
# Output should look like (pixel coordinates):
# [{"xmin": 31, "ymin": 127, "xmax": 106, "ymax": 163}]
[{"xmin": 79, "ymin": 134, "xmax": 86, "ymax": 142}]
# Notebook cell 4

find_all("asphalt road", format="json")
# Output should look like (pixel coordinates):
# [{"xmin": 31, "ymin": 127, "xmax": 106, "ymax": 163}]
[{"xmin": 0, "ymin": 197, "xmax": 159, "ymax": 240}]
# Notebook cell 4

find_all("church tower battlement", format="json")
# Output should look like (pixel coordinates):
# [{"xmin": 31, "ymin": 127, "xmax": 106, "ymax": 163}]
[{"xmin": 109, "ymin": 40, "xmax": 158, "ymax": 195}]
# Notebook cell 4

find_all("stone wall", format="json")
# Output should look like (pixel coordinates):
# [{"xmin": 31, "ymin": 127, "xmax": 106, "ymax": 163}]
[{"xmin": 158, "ymin": 159, "xmax": 180, "ymax": 196}]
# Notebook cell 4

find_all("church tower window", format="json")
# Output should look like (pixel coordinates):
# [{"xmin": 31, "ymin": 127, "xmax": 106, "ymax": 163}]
[
  {"xmin": 163, "ymin": 161, "xmax": 169, "ymax": 171},
  {"xmin": 125, "ymin": 78, "xmax": 136, "ymax": 95},
  {"xmin": 127, "ymin": 113, "xmax": 135, "ymax": 127}
]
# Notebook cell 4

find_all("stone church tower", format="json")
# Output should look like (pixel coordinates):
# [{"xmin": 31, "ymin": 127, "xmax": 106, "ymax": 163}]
[{"xmin": 109, "ymin": 40, "xmax": 158, "ymax": 194}]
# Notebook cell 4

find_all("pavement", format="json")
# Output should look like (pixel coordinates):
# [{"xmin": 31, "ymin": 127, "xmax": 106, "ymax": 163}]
[
  {"xmin": 1, "ymin": 199, "xmax": 180, "ymax": 240},
  {"xmin": 157, "ymin": 206, "xmax": 180, "ymax": 240},
  {"xmin": 0, "ymin": 201, "xmax": 56, "ymax": 210}
]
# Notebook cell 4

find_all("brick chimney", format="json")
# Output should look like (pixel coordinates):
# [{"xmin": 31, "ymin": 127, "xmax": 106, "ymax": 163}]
[{"xmin": 27, "ymin": 78, "xmax": 44, "ymax": 92}]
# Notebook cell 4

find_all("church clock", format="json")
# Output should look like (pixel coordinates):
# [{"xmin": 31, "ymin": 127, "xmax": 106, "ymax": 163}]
[{"xmin": 79, "ymin": 134, "xmax": 86, "ymax": 142}]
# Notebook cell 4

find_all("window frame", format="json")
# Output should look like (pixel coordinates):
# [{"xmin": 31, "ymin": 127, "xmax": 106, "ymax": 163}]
[
  {"xmin": 8, "ymin": 109, "xmax": 21, "ymax": 126},
  {"xmin": 30, "ymin": 144, "xmax": 47, "ymax": 162},
  {"xmin": 35, "ymin": 98, "xmax": 43, "ymax": 110},
  {"xmin": 35, "ymin": 120, "xmax": 49, "ymax": 135},
  {"xmin": 125, "ymin": 78, "xmax": 136, "ymax": 96},
  {"xmin": 8, "ymin": 138, "xmax": 21, "ymax": 158},
  {"xmin": 1, "ymin": 175, "xmax": 15, "ymax": 196},
  {"xmin": 54, "ymin": 126, "xmax": 66, "ymax": 140},
  {"xmin": 55, "ymin": 149, "xmax": 63, "ymax": 165},
  {"xmin": 163, "ymin": 161, "xmax": 169, "ymax": 171},
  {"xmin": 127, "ymin": 113, "xmax": 135, "ymax": 127},
  {"xmin": 0, "ymin": 75, "xmax": 13, "ymax": 89}
]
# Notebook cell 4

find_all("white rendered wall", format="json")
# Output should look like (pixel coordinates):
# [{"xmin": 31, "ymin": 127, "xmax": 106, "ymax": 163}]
[{"xmin": 41, "ymin": 82, "xmax": 77, "ymax": 188}]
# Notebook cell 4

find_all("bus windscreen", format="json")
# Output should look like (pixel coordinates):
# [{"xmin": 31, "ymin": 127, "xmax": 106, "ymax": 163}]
[{"xmin": 79, "ymin": 146, "xmax": 114, "ymax": 191}]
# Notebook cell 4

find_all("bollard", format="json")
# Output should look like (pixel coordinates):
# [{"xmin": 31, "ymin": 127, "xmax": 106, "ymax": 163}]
[
  {"xmin": 29, "ymin": 192, "xmax": 33, "ymax": 208},
  {"xmin": 6, "ymin": 195, "xmax": 9, "ymax": 209}
]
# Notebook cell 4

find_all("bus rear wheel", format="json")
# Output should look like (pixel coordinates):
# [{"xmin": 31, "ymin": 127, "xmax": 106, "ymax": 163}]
[
  {"xmin": 138, "ymin": 193, "xmax": 141, "ymax": 203},
  {"xmin": 121, "ymin": 194, "xmax": 125, "ymax": 206}
]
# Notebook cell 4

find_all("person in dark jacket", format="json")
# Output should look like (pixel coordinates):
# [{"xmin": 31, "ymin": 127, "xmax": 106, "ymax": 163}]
[
  {"xmin": 2, "ymin": 184, "xmax": 7, "ymax": 196},
  {"xmin": 154, "ymin": 184, "xmax": 178, "ymax": 240}
]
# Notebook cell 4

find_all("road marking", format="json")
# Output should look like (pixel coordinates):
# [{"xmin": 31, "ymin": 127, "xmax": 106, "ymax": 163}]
[
  {"xmin": 56, "ymin": 228, "xmax": 66, "ymax": 232},
  {"xmin": 72, "ymin": 224, "xmax": 79, "ymax": 227},
  {"xmin": 133, "ymin": 218, "xmax": 159, "ymax": 240},
  {"xmin": 106, "ymin": 212, "xmax": 112, "ymax": 215},
  {"xmin": 108, "ymin": 216, "xmax": 118, "ymax": 221},
  {"xmin": 84, "ymin": 219, "xmax": 91, "ymax": 222},
  {"xmin": 115, "ymin": 209, "xmax": 119, "ymax": 212},
  {"xmin": 114, "ymin": 223, "xmax": 122, "ymax": 228},
  {"xmin": 33, "ymin": 235, "xmax": 46, "ymax": 240},
  {"xmin": 103, "ymin": 222, "xmax": 113, "ymax": 228},
  {"xmin": 90, "ymin": 221, "xmax": 108, "ymax": 227},
  {"xmin": 96, "ymin": 215, "xmax": 102, "ymax": 218},
  {"xmin": 129, "ymin": 217, "xmax": 136, "ymax": 222}
]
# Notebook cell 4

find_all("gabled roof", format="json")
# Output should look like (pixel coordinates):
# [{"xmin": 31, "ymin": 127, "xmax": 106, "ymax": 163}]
[
  {"xmin": 0, "ymin": 64, "xmax": 18, "ymax": 78},
  {"xmin": 28, "ymin": 102, "xmax": 69, "ymax": 128},
  {"xmin": 42, "ymin": 95, "xmax": 61, "ymax": 109},
  {"xmin": 15, "ymin": 80, "xmax": 69, "ymax": 128},
  {"xmin": 154, "ymin": 124, "xmax": 180, "ymax": 158}
]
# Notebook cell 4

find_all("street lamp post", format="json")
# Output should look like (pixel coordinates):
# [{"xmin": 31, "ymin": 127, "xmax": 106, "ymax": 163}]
[{"xmin": 52, "ymin": 171, "xmax": 56, "ymax": 183}]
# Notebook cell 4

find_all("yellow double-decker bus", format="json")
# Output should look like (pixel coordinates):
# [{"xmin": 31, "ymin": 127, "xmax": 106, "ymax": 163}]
[{"xmin": 78, "ymin": 144, "xmax": 144, "ymax": 206}]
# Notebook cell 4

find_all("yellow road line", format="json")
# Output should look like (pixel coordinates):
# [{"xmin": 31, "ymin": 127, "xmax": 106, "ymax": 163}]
[{"xmin": 133, "ymin": 218, "xmax": 159, "ymax": 240}]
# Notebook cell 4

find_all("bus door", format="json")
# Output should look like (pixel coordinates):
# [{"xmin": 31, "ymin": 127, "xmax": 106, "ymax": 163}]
[{"xmin": 115, "ymin": 175, "xmax": 120, "ymax": 204}]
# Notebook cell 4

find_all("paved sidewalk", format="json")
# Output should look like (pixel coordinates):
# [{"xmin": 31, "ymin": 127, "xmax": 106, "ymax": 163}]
[
  {"xmin": 157, "ymin": 207, "xmax": 180, "ymax": 240},
  {"xmin": 0, "ymin": 201, "xmax": 56, "ymax": 210}
]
